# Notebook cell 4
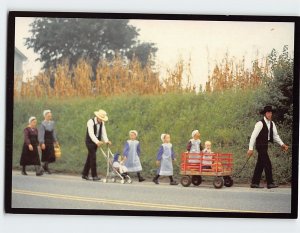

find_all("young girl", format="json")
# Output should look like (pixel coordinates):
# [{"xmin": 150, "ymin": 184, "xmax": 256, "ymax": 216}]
[
  {"xmin": 186, "ymin": 129, "xmax": 203, "ymax": 153},
  {"xmin": 202, "ymin": 140, "xmax": 213, "ymax": 169},
  {"xmin": 186, "ymin": 130, "xmax": 203, "ymax": 163},
  {"xmin": 153, "ymin": 134, "xmax": 178, "ymax": 185},
  {"xmin": 123, "ymin": 130, "xmax": 145, "ymax": 182}
]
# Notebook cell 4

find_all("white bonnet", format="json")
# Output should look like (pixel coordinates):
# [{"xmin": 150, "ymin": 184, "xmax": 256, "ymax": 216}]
[
  {"xmin": 28, "ymin": 116, "xmax": 36, "ymax": 124},
  {"xmin": 161, "ymin": 133, "xmax": 166, "ymax": 142},
  {"xmin": 43, "ymin": 109, "xmax": 51, "ymax": 117},
  {"xmin": 129, "ymin": 130, "xmax": 138, "ymax": 137},
  {"xmin": 192, "ymin": 130, "xmax": 199, "ymax": 138}
]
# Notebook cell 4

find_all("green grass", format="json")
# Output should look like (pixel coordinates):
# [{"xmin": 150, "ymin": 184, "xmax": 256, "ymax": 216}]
[{"xmin": 12, "ymin": 90, "xmax": 293, "ymax": 183}]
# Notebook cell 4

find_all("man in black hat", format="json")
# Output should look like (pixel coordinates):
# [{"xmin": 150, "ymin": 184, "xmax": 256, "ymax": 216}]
[{"xmin": 247, "ymin": 105, "xmax": 289, "ymax": 189}]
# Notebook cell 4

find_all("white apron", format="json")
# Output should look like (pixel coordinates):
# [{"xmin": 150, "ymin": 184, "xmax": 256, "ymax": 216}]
[
  {"xmin": 189, "ymin": 139, "xmax": 201, "ymax": 163},
  {"xmin": 159, "ymin": 143, "xmax": 173, "ymax": 176},
  {"xmin": 124, "ymin": 140, "xmax": 142, "ymax": 172}
]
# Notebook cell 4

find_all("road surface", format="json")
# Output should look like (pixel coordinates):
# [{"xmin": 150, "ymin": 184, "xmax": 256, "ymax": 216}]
[{"xmin": 11, "ymin": 171, "xmax": 291, "ymax": 213}]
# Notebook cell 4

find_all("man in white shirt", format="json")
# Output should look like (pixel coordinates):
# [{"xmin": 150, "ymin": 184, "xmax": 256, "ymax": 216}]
[
  {"xmin": 82, "ymin": 109, "xmax": 111, "ymax": 181},
  {"xmin": 247, "ymin": 105, "xmax": 288, "ymax": 189}
]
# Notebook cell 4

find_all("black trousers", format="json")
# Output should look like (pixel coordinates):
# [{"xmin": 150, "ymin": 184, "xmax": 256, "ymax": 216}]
[
  {"xmin": 82, "ymin": 143, "xmax": 98, "ymax": 177},
  {"xmin": 251, "ymin": 148, "xmax": 274, "ymax": 185}
]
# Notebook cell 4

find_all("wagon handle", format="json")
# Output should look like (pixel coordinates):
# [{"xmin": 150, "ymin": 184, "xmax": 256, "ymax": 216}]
[{"xmin": 232, "ymin": 155, "xmax": 252, "ymax": 178}]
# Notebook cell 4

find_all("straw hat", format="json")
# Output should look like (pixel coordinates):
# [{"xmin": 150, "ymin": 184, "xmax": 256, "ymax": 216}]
[
  {"xmin": 94, "ymin": 109, "xmax": 108, "ymax": 121},
  {"xmin": 192, "ymin": 130, "xmax": 199, "ymax": 138},
  {"xmin": 129, "ymin": 130, "xmax": 138, "ymax": 137}
]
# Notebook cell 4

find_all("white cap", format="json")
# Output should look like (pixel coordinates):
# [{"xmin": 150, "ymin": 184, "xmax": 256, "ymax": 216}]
[
  {"xmin": 43, "ymin": 109, "xmax": 51, "ymax": 117},
  {"xmin": 28, "ymin": 116, "xmax": 36, "ymax": 124},
  {"xmin": 192, "ymin": 130, "xmax": 199, "ymax": 138},
  {"xmin": 161, "ymin": 133, "xmax": 166, "ymax": 142},
  {"xmin": 129, "ymin": 130, "xmax": 138, "ymax": 137}
]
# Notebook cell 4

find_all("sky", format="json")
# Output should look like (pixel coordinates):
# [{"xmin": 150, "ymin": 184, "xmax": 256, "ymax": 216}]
[{"xmin": 15, "ymin": 17, "xmax": 295, "ymax": 89}]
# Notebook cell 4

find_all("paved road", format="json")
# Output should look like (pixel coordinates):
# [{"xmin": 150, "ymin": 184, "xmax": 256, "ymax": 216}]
[{"xmin": 11, "ymin": 171, "xmax": 291, "ymax": 213}]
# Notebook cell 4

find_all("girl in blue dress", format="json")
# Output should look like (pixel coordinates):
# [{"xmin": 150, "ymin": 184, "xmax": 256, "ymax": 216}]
[
  {"xmin": 153, "ymin": 134, "xmax": 178, "ymax": 185},
  {"xmin": 123, "ymin": 130, "xmax": 145, "ymax": 182}
]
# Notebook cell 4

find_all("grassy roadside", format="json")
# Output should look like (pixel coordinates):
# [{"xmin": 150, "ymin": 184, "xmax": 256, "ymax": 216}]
[{"xmin": 12, "ymin": 90, "xmax": 293, "ymax": 183}]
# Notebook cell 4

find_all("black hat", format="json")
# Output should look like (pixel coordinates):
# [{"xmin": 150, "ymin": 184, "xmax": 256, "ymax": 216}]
[{"xmin": 260, "ymin": 105, "xmax": 275, "ymax": 114}]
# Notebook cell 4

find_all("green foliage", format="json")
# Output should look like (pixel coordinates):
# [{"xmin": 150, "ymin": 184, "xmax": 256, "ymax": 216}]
[
  {"xmin": 126, "ymin": 42, "xmax": 158, "ymax": 68},
  {"xmin": 12, "ymin": 90, "xmax": 292, "ymax": 183},
  {"xmin": 25, "ymin": 18, "xmax": 158, "ymax": 73},
  {"xmin": 255, "ymin": 45, "xmax": 294, "ymax": 124}
]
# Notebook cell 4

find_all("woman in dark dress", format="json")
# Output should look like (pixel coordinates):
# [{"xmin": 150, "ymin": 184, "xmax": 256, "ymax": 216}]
[
  {"xmin": 20, "ymin": 117, "xmax": 43, "ymax": 176},
  {"xmin": 38, "ymin": 110, "xmax": 59, "ymax": 174}
]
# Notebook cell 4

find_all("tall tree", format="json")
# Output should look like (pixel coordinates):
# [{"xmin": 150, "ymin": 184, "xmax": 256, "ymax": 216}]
[
  {"xmin": 25, "ymin": 18, "xmax": 157, "ymax": 74},
  {"xmin": 265, "ymin": 46, "xmax": 293, "ymax": 124},
  {"xmin": 126, "ymin": 42, "xmax": 158, "ymax": 68}
]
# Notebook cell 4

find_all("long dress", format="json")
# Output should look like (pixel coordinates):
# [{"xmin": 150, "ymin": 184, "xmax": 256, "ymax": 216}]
[
  {"xmin": 187, "ymin": 139, "xmax": 202, "ymax": 163},
  {"xmin": 123, "ymin": 140, "xmax": 142, "ymax": 172},
  {"xmin": 38, "ymin": 120, "xmax": 57, "ymax": 163},
  {"xmin": 157, "ymin": 143, "xmax": 175, "ymax": 176},
  {"xmin": 20, "ymin": 127, "xmax": 41, "ymax": 166}
]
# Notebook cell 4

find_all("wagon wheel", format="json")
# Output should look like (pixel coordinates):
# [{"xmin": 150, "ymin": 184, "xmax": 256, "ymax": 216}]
[
  {"xmin": 223, "ymin": 176, "xmax": 234, "ymax": 187},
  {"xmin": 191, "ymin": 176, "xmax": 202, "ymax": 186},
  {"xmin": 213, "ymin": 176, "xmax": 224, "ymax": 189},
  {"xmin": 180, "ymin": 176, "xmax": 192, "ymax": 187}
]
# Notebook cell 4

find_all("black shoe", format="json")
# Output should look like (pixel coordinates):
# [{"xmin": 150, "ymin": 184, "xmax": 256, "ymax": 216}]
[
  {"xmin": 138, "ymin": 177, "xmax": 145, "ymax": 182},
  {"xmin": 153, "ymin": 178, "xmax": 159, "ymax": 184},
  {"xmin": 43, "ymin": 164, "xmax": 51, "ymax": 174},
  {"xmin": 92, "ymin": 176, "xmax": 101, "ymax": 181},
  {"xmin": 170, "ymin": 181, "xmax": 178, "ymax": 185},
  {"xmin": 36, "ymin": 171, "xmax": 44, "ymax": 176},
  {"xmin": 267, "ymin": 183, "xmax": 279, "ymax": 189},
  {"xmin": 250, "ymin": 184, "xmax": 264, "ymax": 188},
  {"xmin": 82, "ymin": 175, "xmax": 90, "ymax": 180},
  {"xmin": 21, "ymin": 171, "xmax": 28, "ymax": 176}
]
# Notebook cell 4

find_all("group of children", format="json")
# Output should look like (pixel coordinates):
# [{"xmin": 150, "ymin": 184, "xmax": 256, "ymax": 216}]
[{"xmin": 112, "ymin": 129, "xmax": 214, "ymax": 185}]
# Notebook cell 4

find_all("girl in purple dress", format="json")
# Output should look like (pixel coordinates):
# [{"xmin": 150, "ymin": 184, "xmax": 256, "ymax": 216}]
[{"xmin": 20, "ymin": 117, "xmax": 43, "ymax": 176}]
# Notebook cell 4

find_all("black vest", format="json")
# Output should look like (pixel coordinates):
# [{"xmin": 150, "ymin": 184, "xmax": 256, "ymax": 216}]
[
  {"xmin": 255, "ymin": 119, "xmax": 273, "ymax": 150},
  {"xmin": 85, "ymin": 118, "xmax": 102, "ymax": 144}
]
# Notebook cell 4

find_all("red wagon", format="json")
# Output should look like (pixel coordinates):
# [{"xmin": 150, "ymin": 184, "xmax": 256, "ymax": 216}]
[{"xmin": 180, "ymin": 152, "xmax": 234, "ymax": 189}]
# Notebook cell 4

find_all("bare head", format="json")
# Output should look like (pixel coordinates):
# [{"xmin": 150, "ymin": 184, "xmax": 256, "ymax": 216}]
[{"xmin": 205, "ymin": 141, "xmax": 212, "ymax": 150}]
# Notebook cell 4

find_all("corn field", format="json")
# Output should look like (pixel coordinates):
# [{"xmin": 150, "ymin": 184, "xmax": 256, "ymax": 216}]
[
  {"xmin": 205, "ymin": 55, "xmax": 271, "ymax": 92},
  {"xmin": 15, "ymin": 56, "xmax": 195, "ymax": 98},
  {"xmin": 15, "ymin": 54, "xmax": 271, "ymax": 98}
]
